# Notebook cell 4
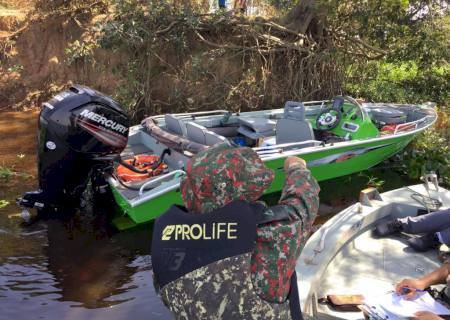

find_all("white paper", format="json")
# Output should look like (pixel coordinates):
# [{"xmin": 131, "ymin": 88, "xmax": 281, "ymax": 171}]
[{"xmin": 364, "ymin": 291, "xmax": 450, "ymax": 318}]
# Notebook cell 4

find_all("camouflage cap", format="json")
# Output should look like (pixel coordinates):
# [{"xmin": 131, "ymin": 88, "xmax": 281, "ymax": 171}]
[{"xmin": 181, "ymin": 143, "xmax": 274, "ymax": 213}]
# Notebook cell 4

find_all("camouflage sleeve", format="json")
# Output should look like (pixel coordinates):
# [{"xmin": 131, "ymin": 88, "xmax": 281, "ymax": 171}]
[
  {"xmin": 251, "ymin": 163, "xmax": 320, "ymax": 303},
  {"xmin": 278, "ymin": 162, "xmax": 320, "ymax": 228}
]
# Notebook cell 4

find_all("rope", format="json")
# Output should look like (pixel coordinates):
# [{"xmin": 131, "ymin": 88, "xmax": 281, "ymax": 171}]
[{"xmin": 406, "ymin": 187, "xmax": 443, "ymax": 212}]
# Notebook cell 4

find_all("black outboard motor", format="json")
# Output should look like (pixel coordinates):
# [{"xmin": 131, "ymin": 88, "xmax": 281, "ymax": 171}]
[{"xmin": 18, "ymin": 85, "xmax": 129, "ymax": 215}]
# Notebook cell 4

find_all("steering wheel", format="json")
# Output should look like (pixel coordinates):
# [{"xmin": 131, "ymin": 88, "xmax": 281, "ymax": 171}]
[
  {"xmin": 316, "ymin": 108, "xmax": 342, "ymax": 131},
  {"xmin": 315, "ymin": 96, "xmax": 364, "ymax": 131}
]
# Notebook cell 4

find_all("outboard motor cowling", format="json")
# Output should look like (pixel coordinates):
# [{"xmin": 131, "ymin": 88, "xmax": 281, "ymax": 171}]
[{"xmin": 19, "ymin": 85, "xmax": 129, "ymax": 214}]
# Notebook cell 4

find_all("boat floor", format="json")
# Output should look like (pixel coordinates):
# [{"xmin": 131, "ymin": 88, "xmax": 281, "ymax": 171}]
[{"xmin": 316, "ymin": 228, "xmax": 443, "ymax": 319}]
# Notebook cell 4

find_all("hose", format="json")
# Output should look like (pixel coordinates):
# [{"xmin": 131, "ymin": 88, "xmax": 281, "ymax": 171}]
[{"xmin": 113, "ymin": 148, "xmax": 172, "ymax": 191}]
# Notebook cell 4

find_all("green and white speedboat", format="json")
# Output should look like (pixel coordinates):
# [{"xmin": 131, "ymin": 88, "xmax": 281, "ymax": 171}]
[{"xmin": 107, "ymin": 96, "xmax": 437, "ymax": 229}]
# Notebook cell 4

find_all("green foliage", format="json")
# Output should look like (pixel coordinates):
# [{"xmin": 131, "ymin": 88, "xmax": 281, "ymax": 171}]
[
  {"xmin": 0, "ymin": 200, "xmax": 9, "ymax": 209},
  {"xmin": 317, "ymin": 0, "xmax": 449, "ymax": 106},
  {"xmin": 399, "ymin": 120, "xmax": 450, "ymax": 187},
  {"xmin": 0, "ymin": 165, "xmax": 32, "ymax": 182},
  {"xmin": 346, "ymin": 61, "xmax": 449, "ymax": 106},
  {"xmin": 65, "ymin": 40, "xmax": 98, "ymax": 65},
  {"xmin": 7, "ymin": 64, "xmax": 24, "ymax": 73},
  {"xmin": 0, "ymin": 166, "xmax": 13, "ymax": 181},
  {"xmin": 98, "ymin": 0, "xmax": 193, "ymax": 110},
  {"xmin": 358, "ymin": 172, "xmax": 385, "ymax": 190}
]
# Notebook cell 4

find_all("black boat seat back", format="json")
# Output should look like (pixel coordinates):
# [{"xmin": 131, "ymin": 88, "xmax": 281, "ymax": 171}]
[
  {"xmin": 276, "ymin": 101, "xmax": 315, "ymax": 146},
  {"xmin": 165, "ymin": 114, "xmax": 187, "ymax": 136},
  {"xmin": 332, "ymin": 96, "xmax": 345, "ymax": 111}
]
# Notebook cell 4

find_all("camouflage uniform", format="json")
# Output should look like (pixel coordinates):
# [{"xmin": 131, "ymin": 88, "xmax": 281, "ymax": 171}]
[{"xmin": 155, "ymin": 143, "xmax": 320, "ymax": 318}]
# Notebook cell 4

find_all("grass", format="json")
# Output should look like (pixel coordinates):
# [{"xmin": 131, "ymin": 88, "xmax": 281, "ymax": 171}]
[
  {"xmin": 0, "ymin": 165, "xmax": 32, "ymax": 181},
  {"xmin": 0, "ymin": 166, "xmax": 13, "ymax": 181}
]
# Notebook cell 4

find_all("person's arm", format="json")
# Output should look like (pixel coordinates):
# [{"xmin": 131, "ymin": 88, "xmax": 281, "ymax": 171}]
[
  {"xmin": 251, "ymin": 157, "xmax": 320, "ymax": 303},
  {"xmin": 395, "ymin": 263, "xmax": 450, "ymax": 298},
  {"xmin": 278, "ymin": 156, "xmax": 320, "ymax": 227},
  {"xmin": 413, "ymin": 311, "xmax": 445, "ymax": 320}
]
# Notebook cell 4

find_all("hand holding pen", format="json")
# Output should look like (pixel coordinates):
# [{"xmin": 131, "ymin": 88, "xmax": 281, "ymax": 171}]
[{"xmin": 395, "ymin": 278, "xmax": 427, "ymax": 299}]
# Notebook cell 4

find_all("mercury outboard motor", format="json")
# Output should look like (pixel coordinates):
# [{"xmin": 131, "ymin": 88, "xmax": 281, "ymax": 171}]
[{"xmin": 18, "ymin": 85, "xmax": 129, "ymax": 216}]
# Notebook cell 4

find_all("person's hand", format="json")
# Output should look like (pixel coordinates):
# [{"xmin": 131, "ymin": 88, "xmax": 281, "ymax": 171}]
[
  {"xmin": 284, "ymin": 157, "xmax": 306, "ymax": 171},
  {"xmin": 395, "ymin": 278, "xmax": 426, "ymax": 299},
  {"xmin": 412, "ymin": 311, "xmax": 444, "ymax": 320}
]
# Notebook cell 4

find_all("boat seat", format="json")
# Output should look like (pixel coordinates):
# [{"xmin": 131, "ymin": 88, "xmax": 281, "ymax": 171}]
[
  {"xmin": 276, "ymin": 101, "xmax": 315, "ymax": 145},
  {"xmin": 237, "ymin": 118, "xmax": 276, "ymax": 140},
  {"xmin": 165, "ymin": 114, "xmax": 187, "ymax": 136},
  {"xmin": 284, "ymin": 101, "xmax": 305, "ymax": 120},
  {"xmin": 205, "ymin": 130, "xmax": 228, "ymax": 146},
  {"xmin": 186, "ymin": 122, "xmax": 207, "ymax": 145}
]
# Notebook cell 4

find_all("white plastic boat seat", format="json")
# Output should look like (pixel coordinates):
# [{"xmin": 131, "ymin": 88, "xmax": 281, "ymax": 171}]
[
  {"xmin": 237, "ymin": 118, "xmax": 276, "ymax": 140},
  {"xmin": 186, "ymin": 121, "xmax": 207, "ymax": 145},
  {"xmin": 165, "ymin": 114, "xmax": 187, "ymax": 136},
  {"xmin": 284, "ymin": 101, "xmax": 305, "ymax": 120},
  {"xmin": 205, "ymin": 130, "xmax": 228, "ymax": 146},
  {"xmin": 276, "ymin": 119, "xmax": 315, "ymax": 145}
]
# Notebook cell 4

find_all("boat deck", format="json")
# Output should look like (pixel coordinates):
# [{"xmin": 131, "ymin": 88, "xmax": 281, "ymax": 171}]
[
  {"xmin": 298, "ymin": 183, "xmax": 450, "ymax": 319},
  {"xmin": 317, "ymin": 228, "xmax": 443, "ymax": 319}
]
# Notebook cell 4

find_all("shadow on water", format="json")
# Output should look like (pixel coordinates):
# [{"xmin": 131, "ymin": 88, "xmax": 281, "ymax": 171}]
[
  {"xmin": 0, "ymin": 164, "xmax": 415, "ymax": 319},
  {"xmin": 0, "ymin": 185, "xmax": 171, "ymax": 320}
]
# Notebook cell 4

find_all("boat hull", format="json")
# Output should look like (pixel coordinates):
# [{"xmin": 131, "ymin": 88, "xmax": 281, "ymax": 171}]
[{"xmin": 110, "ymin": 133, "xmax": 414, "ymax": 229}]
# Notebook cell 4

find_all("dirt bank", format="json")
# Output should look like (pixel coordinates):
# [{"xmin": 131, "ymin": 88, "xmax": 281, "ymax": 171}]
[
  {"xmin": 0, "ymin": 1, "xmax": 118, "ymax": 110},
  {"xmin": 0, "ymin": 110, "xmax": 38, "ymax": 187}
]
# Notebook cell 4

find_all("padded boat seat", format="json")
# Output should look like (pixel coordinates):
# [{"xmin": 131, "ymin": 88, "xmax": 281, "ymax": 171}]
[
  {"xmin": 237, "ymin": 118, "xmax": 276, "ymax": 140},
  {"xmin": 276, "ymin": 101, "xmax": 315, "ymax": 145},
  {"xmin": 165, "ymin": 114, "xmax": 187, "ymax": 136},
  {"xmin": 284, "ymin": 101, "xmax": 305, "ymax": 120}
]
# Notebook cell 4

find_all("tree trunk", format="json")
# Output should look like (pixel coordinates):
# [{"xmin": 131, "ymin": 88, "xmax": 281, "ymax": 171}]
[{"xmin": 281, "ymin": 0, "xmax": 316, "ymax": 34}]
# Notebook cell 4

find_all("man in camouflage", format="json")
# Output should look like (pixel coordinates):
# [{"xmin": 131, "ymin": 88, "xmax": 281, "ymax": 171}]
[{"xmin": 152, "ymin": 143, "xmax": 320, "ymax": 319}]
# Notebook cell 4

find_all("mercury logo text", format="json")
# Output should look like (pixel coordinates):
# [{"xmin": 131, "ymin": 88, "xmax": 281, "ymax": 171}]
[{"xmin": 79, "ymin": 109, "xmax": 128, "ymax": 134}]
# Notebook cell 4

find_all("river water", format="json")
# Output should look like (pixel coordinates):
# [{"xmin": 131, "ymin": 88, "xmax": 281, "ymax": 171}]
[
  {"xmin": 0, "ymin": 111, "xmax": 415, "ymax": 320},
  {"xmin": 0, "ymin": 170, "xmax": 414, "ymax": 320}
]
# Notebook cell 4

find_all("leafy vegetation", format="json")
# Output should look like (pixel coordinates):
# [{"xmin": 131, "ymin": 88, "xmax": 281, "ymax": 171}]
[
  {"xmin": 0, "ymin": 200, "xmax": 9, "ymax": 209},
  {"xmin": 0, "ymin": 165, "xmax": 32, "ymax": 182},
  {"xmin": 3, "ymin": 0, "xmax": 448, "ymax": 185},
  {"xmin": 63, "ymin": 0, "xmax": 450, "ymax": 183},
  {"xmin": 0, "ymin": 166, "xmax": 13, "ymax": 181},
  {"xmin": 358, "ymin": 173, "xmax": 385, "ymax": 190},
  {"xmin": 396, "ymin": 111, "xmax": 450, "ymax": 186}
]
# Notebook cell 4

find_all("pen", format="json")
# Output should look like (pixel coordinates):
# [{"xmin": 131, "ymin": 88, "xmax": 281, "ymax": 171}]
[{"xmin": 400, "ymin": 287, "xmax": 426, "ymax": 294}]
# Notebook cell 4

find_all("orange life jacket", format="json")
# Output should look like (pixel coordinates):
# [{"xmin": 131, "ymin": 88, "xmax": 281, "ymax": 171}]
[{"xmin": 116, "ymin": 155, "xmax": 168, "ymax": 182}]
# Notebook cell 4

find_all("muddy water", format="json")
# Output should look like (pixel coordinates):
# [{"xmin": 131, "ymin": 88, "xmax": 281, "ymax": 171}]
[{"xmin": 0, "ymin": 111, "xmax": 414, "ymax": 320}]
